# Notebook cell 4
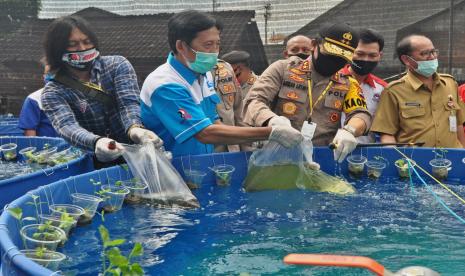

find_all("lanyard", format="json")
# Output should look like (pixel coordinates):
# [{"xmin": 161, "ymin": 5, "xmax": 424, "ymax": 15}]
[
  {"xmin": 81, "ymin": 81, "xmax": 104, "ymax": 92},
  {"xmin": 307, "ymin": 79, "xmax": 334, "ymax": 116}
]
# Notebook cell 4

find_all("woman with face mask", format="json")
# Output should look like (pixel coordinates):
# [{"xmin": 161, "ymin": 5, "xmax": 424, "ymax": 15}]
[
  {"xmin": 42, "ymin": 15, "xmax": 163, "ymax": 167},
  {"xmin": 140, "ymin": 10, "xmax": 303, "ymax": 158}
]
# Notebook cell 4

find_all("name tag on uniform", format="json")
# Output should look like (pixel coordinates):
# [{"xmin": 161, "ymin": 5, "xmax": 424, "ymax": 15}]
[
  {"xmin": 301, "ymin": 121, "xmax": 317, "ymax": 140},
  {"xmin": 449, "ymin": 115, "xmax": 457, "ymax": 132}
]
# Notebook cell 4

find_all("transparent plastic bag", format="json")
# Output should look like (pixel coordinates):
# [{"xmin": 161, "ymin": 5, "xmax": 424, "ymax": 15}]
[
  {"xmin": 243, "ymin": 139, "xmax": 355, "ymax": 195},
  {"xmin": 122, "ymin": 143, "xmax": 200, "ymax": 208}
]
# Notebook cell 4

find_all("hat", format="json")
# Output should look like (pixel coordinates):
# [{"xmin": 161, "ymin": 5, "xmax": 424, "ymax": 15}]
[
  {"xmin": 221, "ymin": 50, "xmax": 251, "ymax": 65},
  {"xmin": 318, "ymin": 23, "xmax": 359, "ymax": 62}
]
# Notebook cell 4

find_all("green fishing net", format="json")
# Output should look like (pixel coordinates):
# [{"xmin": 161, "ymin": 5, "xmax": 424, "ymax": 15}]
[{"xmin": 243, "ymin": 140, "xmax": 355, "ymax": 195}]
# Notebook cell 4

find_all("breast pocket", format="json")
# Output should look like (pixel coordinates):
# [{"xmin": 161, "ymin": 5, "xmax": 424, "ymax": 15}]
[
  {"xmin": 400, "ymin": 106, "xmax": 426, "ymax": 131},
  {"xmin": 323, "ymin": 89, "xmax": 345, "ymax": 111},
  {"xmin": 401, "ymin": 106, "xmax": 425, "ymax": 118}
]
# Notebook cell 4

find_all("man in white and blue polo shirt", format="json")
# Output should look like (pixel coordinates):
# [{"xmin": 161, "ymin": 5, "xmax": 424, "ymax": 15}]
[{"xmin": 141, "ymin": 10, "xmax": 303, "ymax": 157}]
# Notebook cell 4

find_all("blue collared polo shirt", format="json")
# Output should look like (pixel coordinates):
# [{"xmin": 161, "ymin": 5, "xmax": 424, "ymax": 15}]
[{"xmin": 140, "ymin": 53, "xmax": 220, "ymax": 157}]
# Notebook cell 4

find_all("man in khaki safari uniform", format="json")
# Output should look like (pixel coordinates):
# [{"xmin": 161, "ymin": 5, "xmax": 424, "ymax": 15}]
[
  {"xmin": 371, "ymin": 35, "xmax": 465, "ymax": 148},
  {"xmin": 221, "ymin": 50, "xmax": 259, "ymax": 100},
  {"xmin": 243, "ymin": 23, "xmax": 372, "ymax": 162},
  {"xmin": 211, "ymin": 59, "xmax": 244, "ymax": 152}
]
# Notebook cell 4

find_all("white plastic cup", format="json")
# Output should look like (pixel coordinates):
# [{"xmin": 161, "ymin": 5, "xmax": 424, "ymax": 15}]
[
  {"xmin": 183, "ymin": 169, "xmax": 207, "ymax": 189},
  {"xmin": 20, "ymin": 224, "xmax": 65, "ymax": 251},
  {"xmin": 19, "ymin": 147, "xmax": 37, "ymax": 162},
  {"xmin": 121, "ymin": 179, "xmax": 148, "ymax": 204},
  {"xmin": 346, "ymin": 155, "xmax": 367, "ymax": 177},
  {"xmin": 429, "ymin": 158, "xmax": 452, "ymax": 180},
  {"xmin": 210, "ymin": 164, "xmax": 236, "ymax": 186},
  {"xmin": 100, "ymin": 185, "xmax": 129, "ymax": 213},
  {"xmin": 20, "ymin": 249, "xmax": 66, "ymax": 271},
  {"xmin": 366, "ymin": 160, "xmax": 387, "ymax": 179},
  {"xmin": 1, "ymin": 143, "xmax": 17, "ymax": 161},
  {"xmin": 70, "ymin": 193, "xmax": 103, "ymax": 225}
]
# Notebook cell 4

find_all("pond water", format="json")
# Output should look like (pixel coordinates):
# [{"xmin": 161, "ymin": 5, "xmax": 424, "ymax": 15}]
[
  {"xmin": 0, "ymin": 161, "xmax": 36, "ymax": 181},
  {"xmin": 58, "ymin": 176, "xmax": 465, "ymax": 275}
]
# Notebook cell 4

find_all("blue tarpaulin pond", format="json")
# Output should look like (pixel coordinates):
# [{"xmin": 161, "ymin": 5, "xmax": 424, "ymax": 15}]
[{"xmin": 1, "ymin": 146, "xmax": 465, "ymax": 275}]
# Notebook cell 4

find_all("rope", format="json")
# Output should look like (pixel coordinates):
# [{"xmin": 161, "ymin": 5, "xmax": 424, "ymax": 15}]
[
  {"xmin": 409, "ymin": 160, "xmax": 465, "ymax": 224},
  {"xmin": 394, "ymin": 148, "xmax": 465, "ymax": 205}
]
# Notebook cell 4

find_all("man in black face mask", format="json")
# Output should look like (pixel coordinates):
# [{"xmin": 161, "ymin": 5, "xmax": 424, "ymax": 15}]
[
  {"xmin": 283, "ymin": 35, "xmax": 313, "ymax": 60},
  {"xmin": 339, "ymin": 28, "xmax": 386, "ymax": 143},
  {"xmin": 41, "ymin": 15, "xmax": 162, "ymax": 167},
  {"xmin": 243, "ymin": 23, "xmax": 372, "ymax": 163}
]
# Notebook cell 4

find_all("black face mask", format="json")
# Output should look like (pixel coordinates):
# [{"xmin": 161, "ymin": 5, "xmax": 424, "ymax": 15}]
[
  {"xmin": 351, "ymin": 60, "xmax": 378, "ymax": 76},
  {"xmin": 311, "ymin": 46, "xmax": 347, "ymax": 77},
  {"xmin": 290, "ymin": 53, "xmax": 310, "ymax": 60}
]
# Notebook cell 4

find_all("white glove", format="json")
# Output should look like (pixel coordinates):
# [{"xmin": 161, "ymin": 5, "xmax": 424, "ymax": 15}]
[
  {"xmin": 269, "ymin": 125, "xmax": 303, "ymax": 148},
  {"xmin": 332, "ymin": 128, "xmax": 358, "ymax": 163},
  {"xmin": 306, "ymin": 161, "xmax": 321, "ymax": 170},
  {"xmin": 268, "ymin": 116, "xmax": 292, "ymax": 127},
  {"xmin": 129, "ymin": 127, "xmax": 163, "ymax": 148},
  {"xmin": 95, "ymin": 137, "xmax": 124, "ymax": 162}
]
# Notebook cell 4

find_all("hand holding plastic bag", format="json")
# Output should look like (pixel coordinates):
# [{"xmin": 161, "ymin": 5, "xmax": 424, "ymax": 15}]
[
  {"xmin": 95, "ymin": 137, "xmax": 123, "ymax": 162},
  {"xmin": 129, "ymin": 127, "xmax": 163, "ymax": 148},
  {"xmin": 269, "ymin": 125, "xmax": 303, "ymax": 148}
]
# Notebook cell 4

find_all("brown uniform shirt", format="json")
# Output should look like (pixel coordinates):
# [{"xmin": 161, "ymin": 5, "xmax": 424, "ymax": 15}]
[
  {"xmin": 243, "ymin": 56, "xmax": 371, "ymax": 146},
  {"xmin": 241, "ymin": 72, "xmax": 258, "ymax": 100},
  {"xmin": 212, "ymin": 60, "xmax": 244, "ymax": 152},
  {"xmin": 371, "ymin": 71, "xmax": 465, "ymax": 148}
]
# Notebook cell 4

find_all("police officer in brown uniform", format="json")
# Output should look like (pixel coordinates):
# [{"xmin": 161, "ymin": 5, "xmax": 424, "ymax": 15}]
[
  {"xmin": 211, "ymin": 59, "xmax": 244, "ymax": 152},
  {"xmin": 221, "ymin": 50, "xmax": 258, "ymax": 100},
  {"xmin": 243, "ymin": 23, "xmax": 371, "ymax": 162},
  {"xmin": 371, "ymin": 34, "xmax": 465, "ymax": 148}
]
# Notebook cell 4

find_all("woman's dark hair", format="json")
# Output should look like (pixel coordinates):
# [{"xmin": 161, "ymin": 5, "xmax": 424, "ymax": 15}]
[
  {"xmin": 44, "ymin": 15, "xmax": 99, "ymax": 71},
  {"xmin": 359, "ymin": 28, "xmax": 384, "ymax": 51},
  {"xmin": 168, "ymin": 10, "xmax": 223, "ymax": 54}
]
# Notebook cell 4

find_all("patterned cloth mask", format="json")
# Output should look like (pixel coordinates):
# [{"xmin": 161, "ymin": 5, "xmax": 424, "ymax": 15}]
[{"xmin": 62, "ymin": 48, "xmax": 100, "ymax": 71}]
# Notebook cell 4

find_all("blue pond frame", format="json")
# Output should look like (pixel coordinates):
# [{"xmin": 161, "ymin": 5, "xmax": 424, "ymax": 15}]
[
  {"xmin": 0, "ymin": 146, "xmax": 464, "ymax": 275},
  {"xmin": 0, "ymin": 136, "xmax": 94, "ymax": 211}
]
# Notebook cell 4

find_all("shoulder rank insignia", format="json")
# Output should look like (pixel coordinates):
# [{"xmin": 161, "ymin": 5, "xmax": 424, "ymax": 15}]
[
  {"xmin": 290, "ymin": 68, "xmax": 306, "ymax": 75},
  {"xmin": 289, "ymin": 74, "xmax": 305, "ymax": 83},
  {"xmin": 300, "ymin": 60, "xmax": 310, "ymax": 71},
  {"xmin": 247, "ymin": 75, "xmax": 256, "ymax": 85}
]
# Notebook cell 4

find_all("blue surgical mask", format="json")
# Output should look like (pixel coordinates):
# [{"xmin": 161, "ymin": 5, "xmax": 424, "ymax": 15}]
[
  {"xmin": 409, "ymin": 57, "xmax": 438, "ymax": 77},
  {"xmin": 185, "ymin": 46, "xmax": 218, "ymax": 74}
]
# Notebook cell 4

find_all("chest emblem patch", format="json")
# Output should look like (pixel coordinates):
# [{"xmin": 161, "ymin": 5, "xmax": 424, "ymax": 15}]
[{"xmin": 283, "ymin": 102, "xmax": 297, "ymax": 115}]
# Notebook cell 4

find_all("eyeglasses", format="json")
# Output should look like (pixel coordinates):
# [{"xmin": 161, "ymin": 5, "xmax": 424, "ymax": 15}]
[{"xmin": 417, "ymin": 49, "xmax": 439, "ymax": 58}]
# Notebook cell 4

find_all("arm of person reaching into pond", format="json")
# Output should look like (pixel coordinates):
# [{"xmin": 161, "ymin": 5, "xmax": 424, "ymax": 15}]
[
  {"xmin": 194, "ymin": 121, "xmax": 302, "ymax": 148},
  {"xmin": 332, "ymin": 77, "xmax": 371, "ymax": 163},
  {"xmin": 332, "ymin": 117, "xmax": 369, "ymax": 163},
  {"xmin": 242, "ymin": 60, "xmax": 286, "ymax": 127}
]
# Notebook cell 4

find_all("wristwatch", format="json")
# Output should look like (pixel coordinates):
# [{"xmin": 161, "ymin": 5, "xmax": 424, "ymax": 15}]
[{"xmin": 343, "ymin": 125, "xmax": 357, "ymax": 136}]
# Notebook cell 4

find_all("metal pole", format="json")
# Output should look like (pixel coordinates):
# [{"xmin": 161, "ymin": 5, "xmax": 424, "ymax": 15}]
[
  {"xmin": 264, "ymin": 3, "xmax": 271, "ymax": 45},
  {"xmin": 448, "ymin": 0, "xmax": 454, "ymax": 74}
]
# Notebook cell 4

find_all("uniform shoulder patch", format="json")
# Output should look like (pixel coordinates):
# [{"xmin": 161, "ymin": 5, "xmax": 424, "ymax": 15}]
[
  {"xmin": 386, "ymin": 78, "xmax": 405, "ymax": 89},
  {"xmin": 438, "ymin": 73, "xmax": 454, "ymax": 79}
]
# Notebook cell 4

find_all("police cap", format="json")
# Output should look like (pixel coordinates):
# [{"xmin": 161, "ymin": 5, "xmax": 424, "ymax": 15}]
[
  {"xmin": 319, "ymin": 22, "xmax": 359, "ymax": 62},
  {"xmin": 221, "ymin": 50, "xmax": 251, "ymax": 66}
]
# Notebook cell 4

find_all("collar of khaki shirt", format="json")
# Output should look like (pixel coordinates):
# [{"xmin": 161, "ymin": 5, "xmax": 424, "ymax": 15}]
[{"xmin": 405, "ymin": 70, "xmax": 446, "ymax": 91}]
